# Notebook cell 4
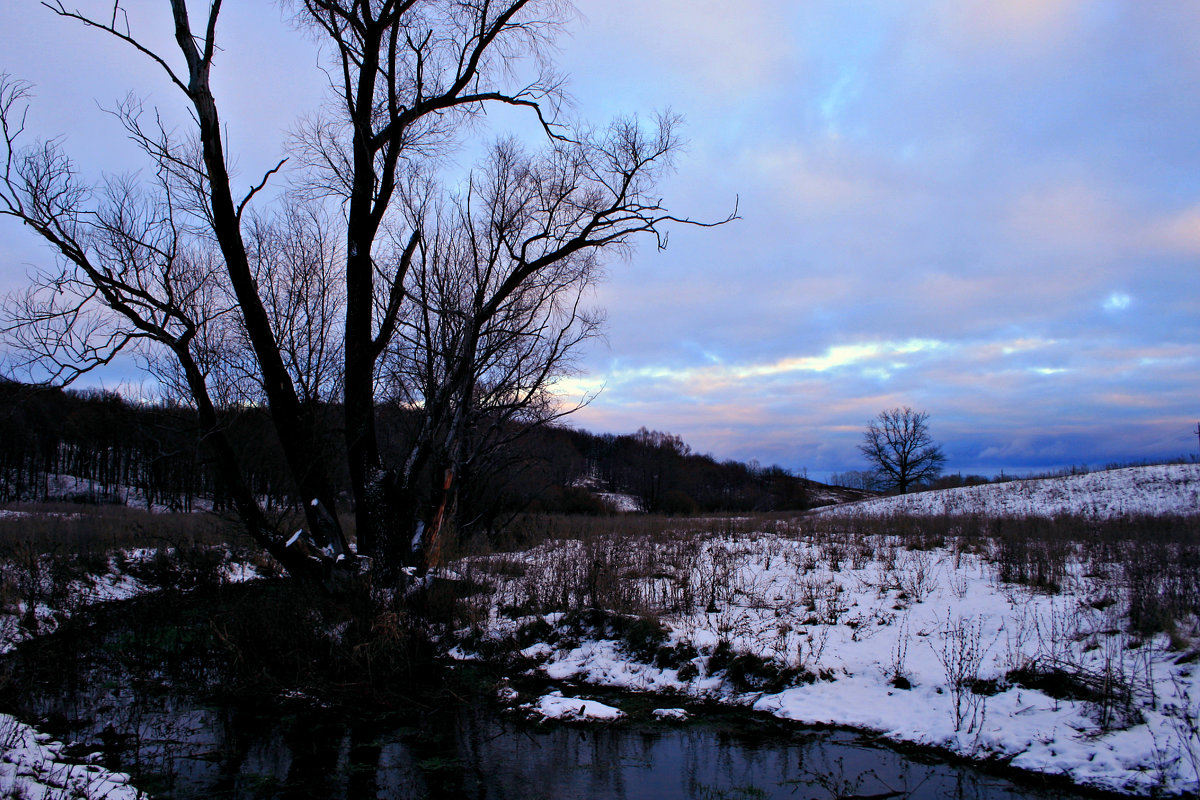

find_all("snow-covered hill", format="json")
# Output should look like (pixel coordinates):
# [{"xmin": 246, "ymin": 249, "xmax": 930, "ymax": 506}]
[{"xmin": 814, "ymin": 464, "xmax": 1199, "ymax": 518}]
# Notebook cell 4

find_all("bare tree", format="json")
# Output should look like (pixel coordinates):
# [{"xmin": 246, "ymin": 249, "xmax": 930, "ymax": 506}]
[
  {"xmin": 0, "ymin": 2, "xmax": 728, "ymax": 588},
  {"xmin": 859, "ymin": 406, "xmax": 946, "ymax": 494}
]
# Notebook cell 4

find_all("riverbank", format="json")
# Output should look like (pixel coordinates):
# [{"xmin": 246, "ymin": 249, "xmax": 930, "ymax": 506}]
[
  {"xmin": 450, "ymin": 517, "xmax": 1200, "ymax": 797},
  {"xmin": 0, "ymin": 600, "xmax": 1113, "ymax": 800},
  {"xmin": 0, "ymin": 466, "xmax": 1196, "ymax": 796},
  {"xmin": 0, "ymin": 563, "xmax": 1187, "ymax": 798},
  {"xmin": 0, "ymin": 713, "xmax": 147, "ymax": 800}
]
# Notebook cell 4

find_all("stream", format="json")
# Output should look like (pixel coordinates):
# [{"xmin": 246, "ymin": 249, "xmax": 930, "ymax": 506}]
[{"xmin": 0, "ymin": 588, "xmax": 1113, "ymax": 799}]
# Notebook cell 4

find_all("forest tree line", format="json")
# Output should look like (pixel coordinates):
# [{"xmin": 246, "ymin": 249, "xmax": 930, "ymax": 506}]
[{"xmin": 0, "ymin": 381, "xmax": 820, "ymax": 535}]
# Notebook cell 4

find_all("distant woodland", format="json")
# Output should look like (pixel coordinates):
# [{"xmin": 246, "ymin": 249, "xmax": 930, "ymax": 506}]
[{"xmin": 0, "ymin": 381, "xmax": 823, "ymax": 533}]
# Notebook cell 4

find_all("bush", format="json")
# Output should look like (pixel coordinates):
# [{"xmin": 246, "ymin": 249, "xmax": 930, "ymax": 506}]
[
  {"xmin": 654, "ymin": 641, "xmax": 698, "ymax": 670},
  {"xmin": 620, "ymin": 615, "xmax": 669, "ymax": 661},
  {"xmin": 703, "ymin": 639, "xmax": 810, "ymax": 693},
  {"xmin": 660, "ymin": 490, "xmax": 699, "ymax": 516},
  {"xmin": 557, "ymin": 609, "xmax": 669, "ymax": 662},
  {"xmin": 514, "ymin": 617, "xmax": 553, "ymax": 649},
  {"xmin": 523, "ymin": 487, "xmax": 612, "ymax": 516}
]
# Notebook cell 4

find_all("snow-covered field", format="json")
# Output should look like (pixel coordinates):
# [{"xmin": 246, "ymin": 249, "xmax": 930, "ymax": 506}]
[
  {"xmin": 454, "ymin": 466, "xmax": 1200, "ymax": 796},
  {"xmin": 817, "ymin": 463, "xmax": 1200, "ymax": 519},
  {"xmin": 1, "ymin": 464, "xmax": 1197, "ymax": 796}
]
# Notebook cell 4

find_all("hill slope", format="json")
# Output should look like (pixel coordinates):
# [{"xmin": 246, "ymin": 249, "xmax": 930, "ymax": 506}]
[{"xmin": 814, "ymin": 463, "xmax": 1199, "ymax": 518}]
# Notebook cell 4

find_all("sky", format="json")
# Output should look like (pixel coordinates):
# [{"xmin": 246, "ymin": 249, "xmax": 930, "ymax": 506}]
[{"xmin": 0, "ymin": 1, "xmax": 1197, "ymax": 480}]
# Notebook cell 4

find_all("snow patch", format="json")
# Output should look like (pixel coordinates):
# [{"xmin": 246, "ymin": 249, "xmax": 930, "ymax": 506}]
[
  {"xmin": 0, "ymin": 714, "xmax": 147, "ymax": 799},
  {"xmin": 597, "ymin": 492, "xmax": 641, "ymax": 513},
  {"xmin": 526, "ymin": 691, "xmax": 626, "ymax": 722},
  {"xmin": 652, "ymin": 708, "xmax": 689, "ymax": 721}
]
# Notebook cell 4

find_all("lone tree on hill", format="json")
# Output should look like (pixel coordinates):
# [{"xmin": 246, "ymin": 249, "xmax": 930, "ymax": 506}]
[
  {"xmin": 0, "ymin": 1, "xmax": 730, "ymax": 591},
  {"xmin": 859, "ymin": 407, "xmax": 946, "ymax": 494}
]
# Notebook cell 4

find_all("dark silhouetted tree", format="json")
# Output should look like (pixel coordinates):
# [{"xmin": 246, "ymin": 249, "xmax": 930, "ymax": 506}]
[
  {"xmin": 859, "ymin": 406, "xmax": 946, "ymax": 494},
  {"xmin": 0, "ymin": 2, "xmax": 730, "ymax": 589}
]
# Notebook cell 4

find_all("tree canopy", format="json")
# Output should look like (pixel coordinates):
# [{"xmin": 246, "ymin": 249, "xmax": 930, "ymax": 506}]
[
  {"xmin": 859, "ymin": 406, "xmax": 946, "ymax": 494},
  {"xmin": 0, "ymin": 1, "xmax": 729, "ymax": 589}
]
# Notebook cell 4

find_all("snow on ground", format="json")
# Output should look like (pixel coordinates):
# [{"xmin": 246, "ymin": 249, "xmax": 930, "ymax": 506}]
[
  {"xmin": 816, "ymin": 464, "xmax": 1200, "ymax": 519},
  {"xmin": 0, "ymin": 546, "xmax": 268, "ymax": 655},
  {"xmin": 524, "ymin": 690, "xmax": 627, "ymax": 722},
  {"xmin": 0, "ymin": 714, "xmax": 148, "ymax": 799},
  {"xmin": 11, "ymin": 473, "xmax": 214, "ymax": 513},
  {"xmin": 806, "ymin": 483, "xmax": 874, "ymax": 507},
  {"xmin": 459, "ymin": 521, "xmax": 1200, "ymax": 796},
  {"xmin": 597, "ymin": 492, "xmax": 640, "ymax": 512},
  {"xmin": 0, "ymin": 524, "xmax": 272, "ymax": 798},
  {"xmin": 0, "ymin": 563, "xmax": 149, "ymax": 656},
  {"xmin": 570, "ymin": 473, "xmax": 641, "ymax": 512},
  {"xmin": 651, "ymin": 707, "xmax": 689, "ymax": 721}
]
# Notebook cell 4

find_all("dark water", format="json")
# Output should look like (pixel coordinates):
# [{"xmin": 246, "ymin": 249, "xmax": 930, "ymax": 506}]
[{"xmin": 0, "ymin": 593, "xmax": 1109, "ymax": 800}]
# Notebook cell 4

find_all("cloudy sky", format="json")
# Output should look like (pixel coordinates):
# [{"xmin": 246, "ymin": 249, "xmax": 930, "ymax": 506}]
[{"xmin": 1, "ymin": 1, "xmax": 1197, "ymax": 479}]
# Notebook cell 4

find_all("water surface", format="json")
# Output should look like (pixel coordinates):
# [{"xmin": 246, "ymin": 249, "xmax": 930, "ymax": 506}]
[{"xmin": 0, "ymin": 591, "xmax": 1109, "ymax": 799}]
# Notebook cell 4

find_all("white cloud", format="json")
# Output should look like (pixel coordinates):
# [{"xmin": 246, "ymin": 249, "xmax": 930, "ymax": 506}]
[
  {"xmin": 1103, "ymin": 292, "xmax": 1132, "ymax": 312},
  {"xmin": 744, "ymin": 144, "xmax": 876, "ymax": 213}
]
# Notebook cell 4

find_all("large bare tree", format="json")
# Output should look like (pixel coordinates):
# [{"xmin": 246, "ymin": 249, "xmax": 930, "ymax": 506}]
[
  {"xmin": 859, "ymin": 406, "xmax": 946, "ymax": 494},
  {"xmin": 0, "ymin": 1, "xmax": 727, "ymax": 587}
]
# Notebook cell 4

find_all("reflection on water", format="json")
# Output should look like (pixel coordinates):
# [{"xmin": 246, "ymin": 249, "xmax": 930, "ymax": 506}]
[
  {"xmin": 446, "ymin": 715, "xmax": 1067, "ymax": 800},
  {"xmin": 1, "ymin": 597, "xmax": 1095, "ymax": 800}
]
